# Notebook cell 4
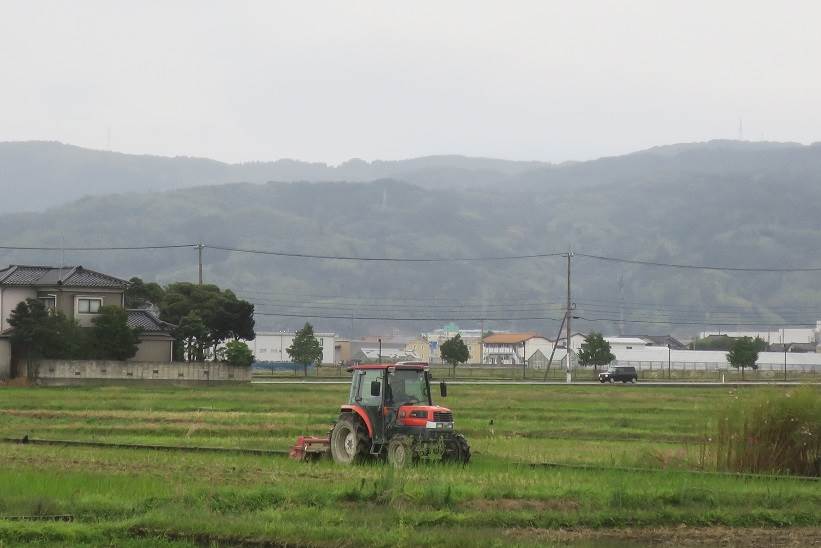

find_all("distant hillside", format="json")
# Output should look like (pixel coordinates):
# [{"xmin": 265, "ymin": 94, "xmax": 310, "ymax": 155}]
[
  {"xmin": 0, "ymin": 141, "xmax": 549, "ymax": 213},
  {"xmin": 2, "ymin": 140, "xmax": 821, "ymax": 338}
]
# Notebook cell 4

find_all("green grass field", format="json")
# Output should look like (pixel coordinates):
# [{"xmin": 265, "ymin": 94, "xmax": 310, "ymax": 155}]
[{"xmin": 0, "ymin": 383, "xmax": 818, "ymax": 546}]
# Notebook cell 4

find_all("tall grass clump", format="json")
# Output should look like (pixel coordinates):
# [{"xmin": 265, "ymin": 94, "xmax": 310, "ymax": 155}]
[{"xmin": 713, "ymin": 387, "xmax": 820, "ymax": 476}]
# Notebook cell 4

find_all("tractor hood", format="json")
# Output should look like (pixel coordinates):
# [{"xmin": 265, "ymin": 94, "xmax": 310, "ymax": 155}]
[{"xmin": 396, "ymin": 405, "xmax": 455, "ymax": 428}]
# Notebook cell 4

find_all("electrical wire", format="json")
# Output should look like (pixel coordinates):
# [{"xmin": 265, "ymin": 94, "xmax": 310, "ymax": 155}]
[
  {"xmin": 0, "ymin": 244, "xmax": 196, "ymax": 251},
  {"xmin": 205, "ymin": 244, "xmax": 566, "ymax": 262},
  {"xmin": 576, "ymin": 253, "xmax": 821, "ymax": 272}
]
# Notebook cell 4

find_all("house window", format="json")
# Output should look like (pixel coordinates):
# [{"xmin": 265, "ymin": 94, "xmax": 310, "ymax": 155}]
[
  {"xmin": 77, "ymin": 298, "xmax": 103, "ymax": 314},
  {"xmin": 39, "ymin": 295, "xmax": 57, "ymax": 311}
]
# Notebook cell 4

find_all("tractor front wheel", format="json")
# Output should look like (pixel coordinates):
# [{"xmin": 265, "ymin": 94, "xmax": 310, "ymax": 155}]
[
  {"xmin": 443, "ymin": 433, "xmax": 471, "ymax": 464},
  {"xmin": 387, "ymin": 435, "xmax": 416, "ymax": 468},
  {"xmin": 330, "ymin": 414, "xmax": 370, "ymax": 465}
]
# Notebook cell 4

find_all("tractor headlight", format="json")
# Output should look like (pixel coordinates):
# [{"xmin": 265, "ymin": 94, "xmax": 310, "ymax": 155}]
[
  {"xmin": 425, "ymin": 421, "xmax": 454, "ymax": 430},
  {"xmin": 410, "ymin": 410, "xmax": 428, "ymax": 419}
]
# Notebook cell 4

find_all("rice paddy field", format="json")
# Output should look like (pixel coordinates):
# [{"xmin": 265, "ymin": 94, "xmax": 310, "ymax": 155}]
[{"xmin": 0, "ymin": 383, "xmax": 818, "ymax": 546}]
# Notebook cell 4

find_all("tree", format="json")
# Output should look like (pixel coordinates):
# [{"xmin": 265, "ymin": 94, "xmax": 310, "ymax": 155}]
[
  {"xmin": 125, "ymin": 277, "xmax": 165, "ymax": 309},
  {"xmin": 691, "ymin": 335, "xmax": 768, "ymax": 352},
  {"xmin": 577, "ymin": 332, "xmax": 615, "ymax": 373},
  {"xmin": 160, "ymin": 282, "xmax": 255, "ymax": 361},
  {"xmin": 727, "ymin": 336, "xmax": 760, "ymax": 379},
  {"xmin": 440, "ymin": 334, "xmax": 470, "ymax": 377},
  {"xmin": 91, "ymin": 306, "xmax": 142, "ymax": 360},
  {"xmin": 174, "ymin": 312, "xmax": 208, "ymax": 362},
  {"xmin": 225, "ymin": 340, "xmax": 254, "ymax": 368},
  {"xmin": 7, "ymin": 299, "xmax": 78, "ymax": 376},
  {"xmin": 287, "ymin": 322, "xmax": 323, "ymax": 377}
]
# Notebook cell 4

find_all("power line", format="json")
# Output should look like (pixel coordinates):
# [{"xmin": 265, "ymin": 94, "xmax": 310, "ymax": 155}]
[
  {"xmin": 254, "ymin": 309, "xmax": 821, "ymax": 327},
  {"xmin": 576, "ymin": 253, "xmax": 821, "ymax": 272},
  {"xmin": 206, "ymin": 244, "xmax": 567, "ymax": 262},
  {"xmin": 0, "ymin": 244, "xmax": 196, "ymax": 251},
  {"xmin": 255, "ymin": 311, "xmax": 566, "ymax": 321},
  {"xmin": 5, "ymin": 241, "xmax": 821, "ymax": 271}
]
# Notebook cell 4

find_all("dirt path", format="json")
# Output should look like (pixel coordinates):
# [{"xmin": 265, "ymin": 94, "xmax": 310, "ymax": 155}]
[{"xmin": 504, "ymin": 526, "xmax": 821, "ymax": 546}]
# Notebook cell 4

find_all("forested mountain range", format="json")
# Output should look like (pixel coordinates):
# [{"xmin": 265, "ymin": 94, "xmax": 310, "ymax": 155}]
[
  {"xmin": 0, "ymin": 141, "xmax": 548, "ymax": 214},
  {"xmin": 1, "ymin": 140, "xmax": 821, "ymax": 338}
]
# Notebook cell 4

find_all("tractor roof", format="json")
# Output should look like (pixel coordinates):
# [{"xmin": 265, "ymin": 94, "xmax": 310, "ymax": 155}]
[{"xmin": 348, "ymin": 362, "xmax": 428, "ymax": 371}]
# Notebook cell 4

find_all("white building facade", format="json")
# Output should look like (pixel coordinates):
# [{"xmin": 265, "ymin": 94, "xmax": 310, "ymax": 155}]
[
  {"xmin": 250, "ymin": 332, "xmax": 336, "ymax": 365},
  {"xmin": 699, "ymin": 323, "xmax": 821, "ymax": 345}
]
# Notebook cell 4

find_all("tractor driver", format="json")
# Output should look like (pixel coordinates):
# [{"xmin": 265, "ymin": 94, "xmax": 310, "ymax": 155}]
[{"xmin": 387, "ymin": 372, "xmax": 421, "ymax": 406}]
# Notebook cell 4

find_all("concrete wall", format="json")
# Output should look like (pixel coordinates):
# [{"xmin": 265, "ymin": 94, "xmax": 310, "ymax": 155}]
[
  {"xmin": 0, "ymin": 339, "xmax": 10, "ymax": 380},
  {"xmin": 132, "ymin": 336, "xmax": 174, "ymax": 363},
  {"xmin": 34, "ymin": 359, "xmax": 251, "ymax": 384}
]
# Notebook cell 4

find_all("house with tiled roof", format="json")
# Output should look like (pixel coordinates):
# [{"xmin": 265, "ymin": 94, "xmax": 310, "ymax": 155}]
[{"xmin": 0, "ymin": 265, "xmax": 175, "ymax": 378}]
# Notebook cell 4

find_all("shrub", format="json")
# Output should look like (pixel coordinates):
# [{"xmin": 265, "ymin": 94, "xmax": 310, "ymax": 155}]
[
  {"xmin": 225, "ymin": 340, "xmax": 254, "ymax": 368},
  {"xmin": 713, "ymin": 387, "xmax": 820, "ymax": 476}
]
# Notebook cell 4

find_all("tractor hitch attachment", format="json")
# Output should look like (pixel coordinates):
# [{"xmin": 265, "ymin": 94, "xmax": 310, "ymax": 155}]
[{"xmin": 288, "ymin": 435, "xmax": 331, "ymax": 462}]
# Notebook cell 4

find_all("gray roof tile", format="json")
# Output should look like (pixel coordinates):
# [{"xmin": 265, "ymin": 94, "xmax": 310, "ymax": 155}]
[
  {"xmin": 127, "ymin": 309, "xmax": 176, "ymax": 333},
  {"xmin": 0, "ymin": 265, "xmax": 128, "ymax": 288}
]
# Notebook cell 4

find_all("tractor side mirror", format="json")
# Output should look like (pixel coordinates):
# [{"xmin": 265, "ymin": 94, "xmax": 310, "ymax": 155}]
[
  {"xmin": 370, "ymin": 380, "xmax": 381, "ymax": 397},
  {"xmin": 440, "ymin": 381, "xmax": 447, "ymax": 398}
]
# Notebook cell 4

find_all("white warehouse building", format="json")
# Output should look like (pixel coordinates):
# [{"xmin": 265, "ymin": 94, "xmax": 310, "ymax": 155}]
[{"xmin": 249, "ymin": 331, "xmax": 336, "ymax": 365}]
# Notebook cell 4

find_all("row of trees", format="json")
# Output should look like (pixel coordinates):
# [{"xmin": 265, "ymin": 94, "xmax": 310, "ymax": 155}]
[
  {"xmin": 437, "ymin": 331, "xmax": 764, "ymax": 376},
  {"xmin": 127, "ymin": 279, "xmax": 255, "ymax": 362}
]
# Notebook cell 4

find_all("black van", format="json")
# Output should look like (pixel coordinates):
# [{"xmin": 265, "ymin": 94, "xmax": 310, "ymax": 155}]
[{"xmin": 598, "ymin": 366, "xmax": 638, "ymax": 383}]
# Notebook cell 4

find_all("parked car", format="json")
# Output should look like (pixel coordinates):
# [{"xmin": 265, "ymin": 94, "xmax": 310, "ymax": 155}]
[{"xmin": 598, "ymin": 366, "xmax": 638, "ymax": 383}]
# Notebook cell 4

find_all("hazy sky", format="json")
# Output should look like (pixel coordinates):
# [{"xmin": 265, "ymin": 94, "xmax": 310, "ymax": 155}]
[{"xmin": 1, "ymin": 1, "xmax": 819, "ymax": 164}]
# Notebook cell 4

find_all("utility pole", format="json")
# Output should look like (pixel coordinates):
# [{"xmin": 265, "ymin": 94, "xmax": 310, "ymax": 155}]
[
  {"xmin": 197, "ymin": 243, "xmax": 204, "ymax": 286},
  {"xmin": 618, "ymin": 272, "xmax": 625, "ymax": 336},
  {"xmin": 566, "ymin": 250, "xmax": 574, "ymax": 383},
  {"xmin": 784, "ymin": 344, "xmax": 788, "ymax": 381},
  {"xmin": 378, "ymin": 337, "xmax": 382, "ymax": 363},
  {"xmin": 543, "ymin": 312, "xmax": 567, "ymax": 381},
  {"xmin": 479, "ymin": 318, "xmax": 484, "ymax": 365}
]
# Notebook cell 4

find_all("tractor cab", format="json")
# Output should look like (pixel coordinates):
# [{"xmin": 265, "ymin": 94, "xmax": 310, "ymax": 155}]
[{"xmin": 346, "ymin": 364, "xmax": 449, "ymax": 444}]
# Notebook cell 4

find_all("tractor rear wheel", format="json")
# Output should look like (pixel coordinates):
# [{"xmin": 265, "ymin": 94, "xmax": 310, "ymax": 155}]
[
  {"xmin": 387, "ymin": 435, "xmax": 416, "ymax": 468},
  {"xmin": 330, "ymin": 414, "xmax": 370, "ymax": 465},
  {"xmin": 443, "ymin": 433, "xmax": 471, "ymax": 464}
]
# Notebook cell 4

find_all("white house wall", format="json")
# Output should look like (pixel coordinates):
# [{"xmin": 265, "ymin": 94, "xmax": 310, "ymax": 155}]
[{"xmin": 0, "ymin": 287, "xmax": 36, "ymax": 332}]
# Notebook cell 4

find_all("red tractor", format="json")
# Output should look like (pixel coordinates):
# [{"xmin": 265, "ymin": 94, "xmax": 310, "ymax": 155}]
[{"xmin": 290, "ymin": 363, "xmax": 470, "ymax": 467}]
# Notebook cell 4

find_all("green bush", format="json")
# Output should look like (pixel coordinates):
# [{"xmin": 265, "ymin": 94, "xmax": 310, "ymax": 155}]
[
  {"xmin": 225, "ymin": 340, "xmax": 254, "ymax": 368},
  {"xmin": 713, "ymin": 387, "xmax": 821, "ymax": 476}
]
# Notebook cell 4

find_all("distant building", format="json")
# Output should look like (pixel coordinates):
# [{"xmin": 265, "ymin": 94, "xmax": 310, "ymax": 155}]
[
  {"xmin": 334, "ymin": 338, "xmax": 352, "ymax": 365},
  {"xmin": 604, "ymin": 337, "xmax": 653, "ymax": 351},
  {"xmin": 604, "ymin": 335, "xmax": 685, "ymax": 351},
  {"xmin": 250, "ymin": 331, "xmax": 336, "ymax": 365},
  {"xmin": 411, "ymin": 323, "xmax": 483, "ymax": 364},
  {"xmin": 0, "ymin": 265, "xmax": 176, "ymax": 379},
  {"xmin": 482, "ymin": 332, "xmax": 553, "ymax": 366},
  {"xmin": 699, "ymin": 324, "xmax": 820, "ymax": 346},
  {"xmin": 352, "ymin": 347, "xmax": 418, "ymax": 363}
]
